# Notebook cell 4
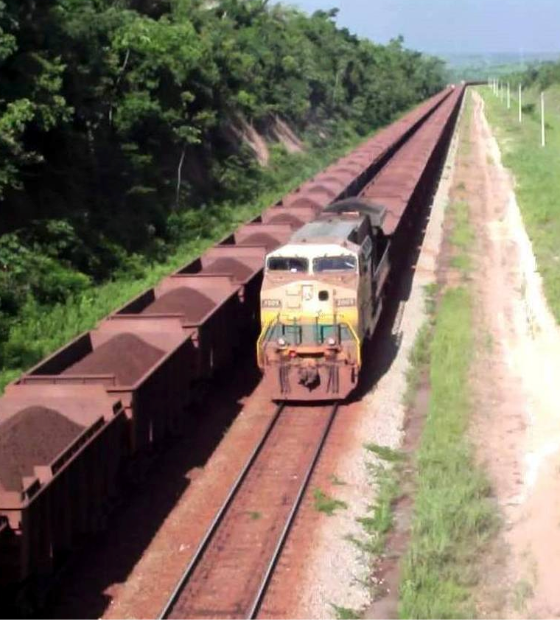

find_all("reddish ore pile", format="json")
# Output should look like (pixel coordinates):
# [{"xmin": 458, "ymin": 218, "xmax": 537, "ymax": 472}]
[
  {"xmin": 142, "ymin": 288, "xmax": 216, "ymax": 323},
  {"xmin": 63, "ymin": 333, "xmax": 165, "ymax": 385},
  {"xmin": 240, "ymin": 233, "xmax": 279, "ymax": 249},
  {"xmin": 0, "ymin": 407, "xmax": 84, "ymax": 491},
  {"xmin": 266, "ymin": 214, "xmax": 304, "ymax": 227},
  {"xmin": 202, "ymin": 258, "xmax": 254, "ymax": 281}
]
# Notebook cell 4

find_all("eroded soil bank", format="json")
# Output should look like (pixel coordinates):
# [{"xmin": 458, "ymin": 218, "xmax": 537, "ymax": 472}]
[{"xmin": 459, "ymin": 90, "xmax": 560, "ymax": 618}]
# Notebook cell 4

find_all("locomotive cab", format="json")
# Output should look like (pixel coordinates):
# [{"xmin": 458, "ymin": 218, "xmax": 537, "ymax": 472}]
[{"xmin": 257, "ymin": 199, "xmax": 389, "ymax": 401}]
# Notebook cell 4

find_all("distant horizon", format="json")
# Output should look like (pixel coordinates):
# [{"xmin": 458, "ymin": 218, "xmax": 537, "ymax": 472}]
[
  {"xmin": 435, "ymin": 51, "xmax": 559, "ymax": 56},
  {"xmin": 278, "ymin": 1, "xmax": 560, "ymax": 57}
]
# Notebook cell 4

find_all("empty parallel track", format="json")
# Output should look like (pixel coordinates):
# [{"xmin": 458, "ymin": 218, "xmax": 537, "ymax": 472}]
[{"xmin": 159, "ymin": 403, "xmax": 338, "ymax": 619}]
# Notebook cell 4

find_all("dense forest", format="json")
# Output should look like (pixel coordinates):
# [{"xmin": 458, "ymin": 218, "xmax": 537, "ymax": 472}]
[
  {"xmin": 0, "ymin": 0, "xmax": 445, "ymax": 380},
  {"xmin": 517, "ymin": 58, "xmax": 560, "ymax": 90}
]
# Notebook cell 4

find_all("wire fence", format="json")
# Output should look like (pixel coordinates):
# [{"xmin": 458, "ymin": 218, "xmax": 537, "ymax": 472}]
[{"xmin": 487, "ymin": 78, "xmax": 546, "ymax": 147}]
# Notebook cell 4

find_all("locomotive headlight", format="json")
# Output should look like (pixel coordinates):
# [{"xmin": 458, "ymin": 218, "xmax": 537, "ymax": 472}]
[
  {"xmin": 277, "ymin": 337, "xmax": 287, "ymax": 347},
  {"xmin": 326, "ymin": 337, "xmax": 337, "ymax": 347},
  {"xmin": 262, "ymin": 298, "xmax": 281, "ymax": 308},
  {"xmin": 335, "ymin": 298, "xmax": 356, "ymax": 307}
]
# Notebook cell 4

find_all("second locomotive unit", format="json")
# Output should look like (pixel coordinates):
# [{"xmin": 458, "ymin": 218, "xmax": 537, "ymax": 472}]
[{"xmin": 257, "ymin": 199, "xmax": 390, "ymax": 401}]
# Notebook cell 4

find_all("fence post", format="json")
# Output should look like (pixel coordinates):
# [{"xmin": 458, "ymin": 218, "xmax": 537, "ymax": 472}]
[{"xmin": 541, "ymin": 91, "xmax": 546, "ymax": 147}]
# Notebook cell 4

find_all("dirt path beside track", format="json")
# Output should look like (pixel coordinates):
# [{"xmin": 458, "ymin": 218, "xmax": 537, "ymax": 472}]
[{"xmin": 463, "ymin": 90, "xmax": 560, "ymax": 618}]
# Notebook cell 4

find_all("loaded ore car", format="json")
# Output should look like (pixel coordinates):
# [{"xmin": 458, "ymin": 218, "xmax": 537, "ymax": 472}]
[{"xmin": 0, "ymin": 385, "xmax": 127, "ymax": 593}]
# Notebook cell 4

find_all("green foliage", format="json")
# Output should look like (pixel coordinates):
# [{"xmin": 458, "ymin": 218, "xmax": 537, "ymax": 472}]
[
  {"xmin": 313, "ymin": 488, "xmax": 348, "ymax": 516},
  {"xmin": 0, "ymin": 0, "xmax": 446, "ymax": 388},
  {"xmin": 399, "ymin": 287, "xmax": 497, "ymax": 619},
  {"xmin": 330, "ymin": 604, "xmax": 361, "ymax": 619},
  {"xmin": 0, "ymin": 0, "xmax": 445, "ymax": 233},
  {"xmin": 0, "ymin": 135, "xmax": 362, "ymax": 391},
  {"xmin": 364, "ymin": 443, "xmax": 406, "ymax": 463}
]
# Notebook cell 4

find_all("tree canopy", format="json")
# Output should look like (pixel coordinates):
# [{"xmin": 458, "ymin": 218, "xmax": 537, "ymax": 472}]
[{"xmin": 0, "ymin": 0, "xmax": 445, "ymax": 322}]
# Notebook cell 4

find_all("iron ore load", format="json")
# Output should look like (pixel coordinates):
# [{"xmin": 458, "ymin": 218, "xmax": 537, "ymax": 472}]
[{"xmin": 0, "ymin": 84, "xmax": 464, "ymax": 605}]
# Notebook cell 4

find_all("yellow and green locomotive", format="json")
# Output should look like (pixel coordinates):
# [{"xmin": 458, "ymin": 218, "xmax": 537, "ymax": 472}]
[{"xmin": 257, "ymin": 199, "xmax": 390, "ymax": 401}]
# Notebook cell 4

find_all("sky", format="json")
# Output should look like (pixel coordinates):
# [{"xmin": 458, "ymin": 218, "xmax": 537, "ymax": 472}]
[{"xmin": 278, "ymin": 0, "xmax": 560, "ymax": 55}]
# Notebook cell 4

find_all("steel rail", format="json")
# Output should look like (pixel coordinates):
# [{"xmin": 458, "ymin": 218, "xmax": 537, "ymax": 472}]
[
  {"xmin": 246, "ymin": 403, "xmax": 339, "ymax": 619},
  {"xmin": 158, "ymin": 403, "xmax": 286, "ymax": 619}
]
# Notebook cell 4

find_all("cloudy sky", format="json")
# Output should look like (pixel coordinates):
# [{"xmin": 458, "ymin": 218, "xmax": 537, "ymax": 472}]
[{"xmin": 278, "ymin": 0, "xmax": 560, "ymax": 55}]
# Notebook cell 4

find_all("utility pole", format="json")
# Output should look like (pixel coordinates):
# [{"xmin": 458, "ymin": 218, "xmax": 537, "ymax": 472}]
[
  {"xmin": 507, "ymin": 82, "xmax": 511, "ymax": 109},
  {"xmin": 518, "ymin": 84, "xmax": 522, "ymax": 123},
  {"xmin": 541, "ymin": 91, "xmax": 546, "ymax": 147}
]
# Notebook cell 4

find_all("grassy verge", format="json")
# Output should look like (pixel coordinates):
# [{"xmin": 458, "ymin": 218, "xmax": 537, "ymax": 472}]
[
  {"xmin": 398, "ymin": 189, "xmax": 497, "ymax": 616},
  {"xmin": 399, "ymin": 285, "xmax": 496, "ymax": 618},
  {"xmin": 478, "ymin": 84, "xmax": 560, "ymax": 323},
  {"xmin": 0, "ymin": 133, "xmax": 363, "ymax": 392}
]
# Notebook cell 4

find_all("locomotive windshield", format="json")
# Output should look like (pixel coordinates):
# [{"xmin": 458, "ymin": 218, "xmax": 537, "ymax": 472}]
[
  {"xmin": 267, "ymin": 257, "xmax": 309, "ymax": 273},
  {"xmin": 313, "ymin": 255, "xmax": 357, "ymax": 272}
]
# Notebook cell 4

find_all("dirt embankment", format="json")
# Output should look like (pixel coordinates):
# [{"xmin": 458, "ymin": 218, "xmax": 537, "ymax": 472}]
[
  {"xmin": 464, "ymin": 91, "xmax": 560, "ymax": 618},
  {"xmin": 226, "ymin": 116, "xmax": 305, "ymax": 166}
]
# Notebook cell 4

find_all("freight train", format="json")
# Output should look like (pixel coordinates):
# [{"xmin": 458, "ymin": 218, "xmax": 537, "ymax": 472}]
[
  {"xmin": 258, "ymin": 85, "xmax": 464, "ymax": 401},
  {"xmin": 0, "ymin": 86, "xmax": 462, "ymax": 607}
]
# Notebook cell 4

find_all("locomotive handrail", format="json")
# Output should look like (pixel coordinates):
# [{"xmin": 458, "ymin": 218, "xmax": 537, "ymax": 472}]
[
  {"xmin": 257, "ymin": 319, "xmax": 276, "ymax": 368},
  {"xmin": 345, "ymin": 321, "xmax": 362, "ymax": 368}
]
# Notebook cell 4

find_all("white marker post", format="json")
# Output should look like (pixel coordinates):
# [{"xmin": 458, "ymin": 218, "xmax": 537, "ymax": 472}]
[
  {"xmin": 541, "ymin": 91, "xmax": 546, "ymax": 147},
  {"xmin": 507, "ymin": 82, "xmax": 511, "ymax": 109},
  {"xmin": 518, "ymin": 84, "xmax": 522, "ymax": 123}
]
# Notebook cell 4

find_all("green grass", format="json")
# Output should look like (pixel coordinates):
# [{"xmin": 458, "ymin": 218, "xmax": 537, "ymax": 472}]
[
  {"xmin": 330, "ymin": 604, "xmax": 361, "ymax": 619},
  {"xmin": 313, "ymin": 488, "xmax": 348, "ymax": 516},
  {"xmin": 449, "ymin": 202, "xmax": 475, "ymax": 274},
  {"xmin": 344, "ymin": 444, "xmax": 406, "ymax": 561},
  {"xmin": 364, "ymin": 443, "xmax": 406, "ymax": 463},
  {"xmin": 398, "ymin": 128, "xmax": 497, "ymax": 617},
  {"xmin": 458, "ymin": 89, "xmax": 474, "ymax": 158},
  {"xmin": 0, "ymin": 133, "xmax": 366, "ymax": 393},
  {"xmin": 398, "ymin": 287, "xmax": 497, "ymax": 619},
  {"xmin": 359, "ymin": 462, "xmax": 402, "ymax": 555},
  {"xmin": 512, "ymin": 579, "xmax": 534, "ymax": 613},
  {"xmin": 329, "ymin": 473, "xmax": 347, "ymax": 486},
  {"xmin": 402, "ymin": 283, "xmax": 438, "ymax": 408},
  {"xmin": 478, "ymin": 84, "xmax": 560, "ymax": 323}
]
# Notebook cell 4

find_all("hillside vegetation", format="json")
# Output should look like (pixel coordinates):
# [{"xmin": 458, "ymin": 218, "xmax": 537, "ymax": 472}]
[{"xmin": 0, "ymin": 0, "xmax": 445, "ymax": 386}]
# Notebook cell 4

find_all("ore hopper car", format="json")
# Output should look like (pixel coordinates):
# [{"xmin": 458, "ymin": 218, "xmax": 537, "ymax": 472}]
[{"xmin": 257, "ymin": 199, "xmax": 390, "ymax": 401}]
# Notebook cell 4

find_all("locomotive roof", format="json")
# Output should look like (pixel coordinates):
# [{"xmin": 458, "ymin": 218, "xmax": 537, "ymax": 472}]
[{"xmin": 290, "ymin": 217, "xmax": 359, "ymax": 243}]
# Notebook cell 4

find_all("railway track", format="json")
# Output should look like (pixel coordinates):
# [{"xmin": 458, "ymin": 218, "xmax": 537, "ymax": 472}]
[
  {"xmin": 158, "ymin": 87, "xmax": 464, "ymax": 620},
  {"xmin": 159, "ymin": 403, "xmax": 338, "ymax": 619}
]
